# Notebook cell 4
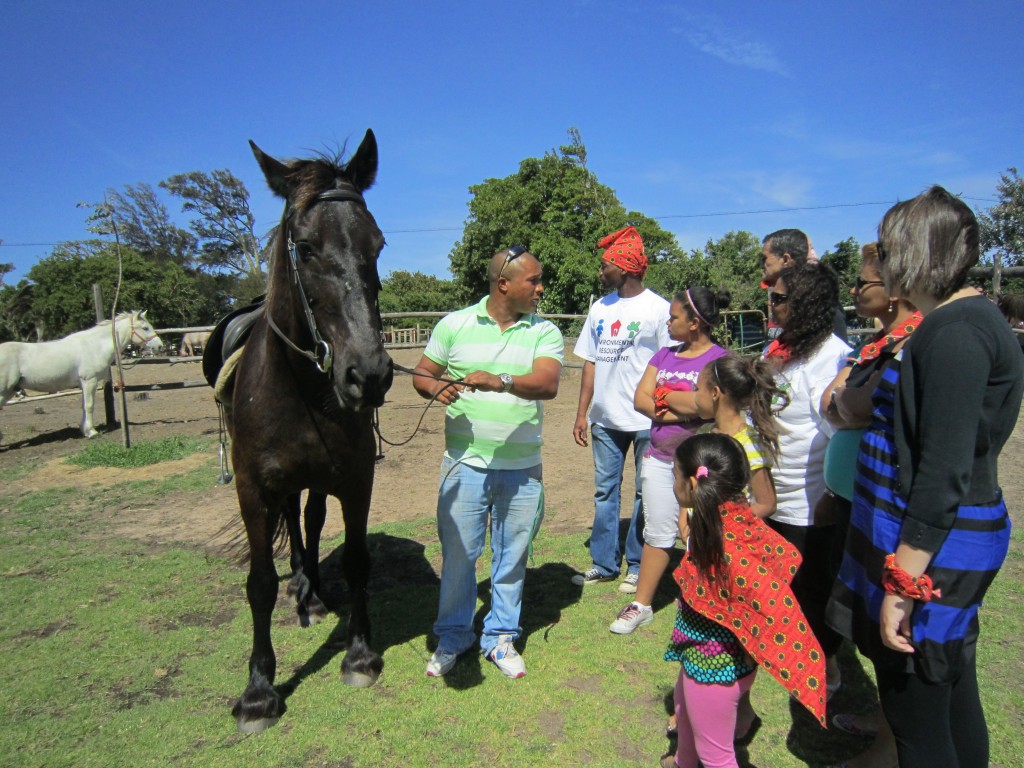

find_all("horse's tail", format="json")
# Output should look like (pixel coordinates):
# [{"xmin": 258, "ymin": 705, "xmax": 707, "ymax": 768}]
[{"xmin": 211, "ymin": 512, "xmax": 289, "ymax": 567}]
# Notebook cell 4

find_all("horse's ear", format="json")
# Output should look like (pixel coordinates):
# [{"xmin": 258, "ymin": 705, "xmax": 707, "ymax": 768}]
[
  {"xmin": 346, "ymin": 129, "xmax": 378, "ymax": 193},
  {"xmin": 249, "ymin": 140, "xmax": 291, "ymax": 199}
]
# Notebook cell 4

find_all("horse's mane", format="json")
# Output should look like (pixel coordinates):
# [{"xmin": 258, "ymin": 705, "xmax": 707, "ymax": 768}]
[
  {"xmin": 287, "ymin": 146, "xmax": 360, "ymax": 216},
  {"xmin": 266, "ymin": 147, "xmax": 363, "ymax": 296},
  {"xmin": 94, "ymin": 311, "xmax": 138, "ymax": 328}
]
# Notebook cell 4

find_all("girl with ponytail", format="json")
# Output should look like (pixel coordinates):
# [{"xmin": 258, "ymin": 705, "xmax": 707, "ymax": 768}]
[
  {"xmin": 663, "ymin": 433, "xmax": 826, "ymax": 768},
  {"xmin": 693, "ymin": 354, "xmax": 788, "ymax": 518}
]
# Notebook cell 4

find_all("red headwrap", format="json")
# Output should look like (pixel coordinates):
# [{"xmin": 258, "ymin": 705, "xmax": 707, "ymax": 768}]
[{"xmin": 598, "ymin": 226, "xmax": 647, "ymax": 278}]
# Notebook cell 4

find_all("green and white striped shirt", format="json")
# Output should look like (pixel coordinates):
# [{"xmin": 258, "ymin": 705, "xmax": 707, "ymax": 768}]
[{"xmin": 424, "ymin": 296, "xmax": 565, "ymax": 469}]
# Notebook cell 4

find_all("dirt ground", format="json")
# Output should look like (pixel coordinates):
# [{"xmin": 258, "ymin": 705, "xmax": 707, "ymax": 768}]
[
  {"xmin": 0, "ymin": 348, "xmax": 623, "ymax": 550},
  {"xmin": 2, "ymin": 346, "xmax": 1023, "ymax": 556}
]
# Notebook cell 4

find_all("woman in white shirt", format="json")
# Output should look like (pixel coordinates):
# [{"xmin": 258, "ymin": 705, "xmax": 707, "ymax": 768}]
[{"xmin": 763, "ymin": 261, "xmax": 852, "ymax": 697}]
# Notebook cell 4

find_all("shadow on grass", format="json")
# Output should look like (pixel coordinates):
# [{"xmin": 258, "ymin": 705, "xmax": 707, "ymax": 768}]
[
  {"xmin": 782, "ymin": 641, "xmax": 880, "ymax": 766},
  {"xmin": 435, "ymin": 561, "xmax": 586, "ymax": 691},
  {"xmin": 274, "ymin": 531, "xmax": 438, "ymax": 701}
]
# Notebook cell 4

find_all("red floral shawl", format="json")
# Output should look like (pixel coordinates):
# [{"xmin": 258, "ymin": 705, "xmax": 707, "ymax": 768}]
[{"xmin": 673, "ymin": 500, "xmax": 828, "ymax": 727}]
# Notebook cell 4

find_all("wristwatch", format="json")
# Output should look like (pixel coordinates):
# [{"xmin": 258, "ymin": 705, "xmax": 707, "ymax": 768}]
[{"xmin": 499, "ymin": 373, "xmax": 514, "ymax": 393}]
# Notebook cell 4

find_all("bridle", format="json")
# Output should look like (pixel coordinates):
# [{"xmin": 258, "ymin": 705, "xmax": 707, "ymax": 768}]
[
  {"xmin": 264, "ymin": 185, "xmax": 368, "ymax": 378},
  {"xmin": 124, "ymin": 313, "xmax": 159, "ymax": 347},
  {"xmin": 260, "ymin": 183, "xmax": 465, "ymax": 452}
]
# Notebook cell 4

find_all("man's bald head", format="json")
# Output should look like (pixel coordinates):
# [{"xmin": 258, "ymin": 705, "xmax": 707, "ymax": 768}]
[{"xmin": 489, "ymin": 246, "xmax": 538, "ymax": 285}]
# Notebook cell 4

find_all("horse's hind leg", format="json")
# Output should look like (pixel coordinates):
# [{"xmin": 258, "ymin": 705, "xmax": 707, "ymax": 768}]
[
  {"xmin": 337, "ymin": 478, "xmax": 383, "ymax": 688},
  {"xmin": 231, "ymin": 483, "xmax": 285, "ymax": 734},
  {"xmin": 285, "ymin": 492, "xmax": 328, "ymax": 626}
]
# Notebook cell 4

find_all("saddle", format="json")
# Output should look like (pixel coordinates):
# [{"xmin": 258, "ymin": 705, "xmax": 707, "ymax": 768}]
[{"xmin": 202, "ymin": 296, "xmax": 266, "ymax": 396}]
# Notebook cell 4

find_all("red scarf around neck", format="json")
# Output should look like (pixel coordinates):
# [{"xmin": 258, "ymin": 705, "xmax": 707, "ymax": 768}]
[
  {"xmin": 674, "ymin": 500, "xmax": 827, "ymax": 727},
  {"xmin": 763, "ymin": 339, "xmax": 791, "ymax": 364},
  {"xmin": 848, "ymin": 310, "xmax": 922, "ymax": 365}
]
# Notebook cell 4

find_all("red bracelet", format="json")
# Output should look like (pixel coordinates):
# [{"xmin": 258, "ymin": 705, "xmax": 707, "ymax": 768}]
[{"xmin": 881, "ymin": 553, "xmax": 942, "ymax": 602}]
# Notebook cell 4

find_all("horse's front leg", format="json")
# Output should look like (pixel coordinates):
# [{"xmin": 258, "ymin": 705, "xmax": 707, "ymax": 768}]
[
  {"xmin": 285, "ymin": 492, "xmax": 328, "ymax": 626},
  {"xmin": 337, "ymin": 479, "xmax": 382, "ymax": 688},
  {"xmin": 79, "ymin": 377, "xmax": 99, "ymax": 438},
  {"xmin": 231, "ymin": 481, "xmax": 285, "ymax": 734}
]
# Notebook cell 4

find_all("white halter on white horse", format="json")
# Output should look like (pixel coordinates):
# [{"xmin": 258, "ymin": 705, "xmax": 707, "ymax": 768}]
[{"xmin": 0, "ymin": 310, "xmax": 164, "ymax": 438}]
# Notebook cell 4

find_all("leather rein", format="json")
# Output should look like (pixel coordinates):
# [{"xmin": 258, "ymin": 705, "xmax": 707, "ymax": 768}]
[
  {"xmin": 264, "ymin": 186, "xmax": 368, "ymax": 379},
  {"xmin": 263, "ymin": 184, "xmax": 465, "ymax": 451}
]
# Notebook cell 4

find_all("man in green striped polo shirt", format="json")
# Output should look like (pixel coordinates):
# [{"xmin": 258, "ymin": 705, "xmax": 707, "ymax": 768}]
[{"xmin": 413, "ymin": 245, "xmax": 564, "ymax": 679}]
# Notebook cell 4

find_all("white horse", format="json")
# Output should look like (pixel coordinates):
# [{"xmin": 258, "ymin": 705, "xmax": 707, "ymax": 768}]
[{"xmin": 0, "ymin": 310, "xmax": 164, "ymax": 438}]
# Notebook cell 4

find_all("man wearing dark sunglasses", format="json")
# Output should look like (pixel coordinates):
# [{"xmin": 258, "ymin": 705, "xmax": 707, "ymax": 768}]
[
  {"xmin": 413, "ymin": 246, "xmax": 564, "ymax": 680},
  {"xmin": 572, "ymin": 226, "xmax": 671, "ymax": 593}
]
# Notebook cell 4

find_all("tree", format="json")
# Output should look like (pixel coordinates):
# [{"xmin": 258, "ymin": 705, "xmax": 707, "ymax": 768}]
[
  {"xmin": 85, "ymin": 184, "xmax": 198, "ymax": 268},
  {"xmin": 978, "ymin": 167, "xmax": 1024, "ymax": 296},
  {"xmin": 0, "ymin": 280, "xmax": 39, "ymax": 342},
  {"xmin": 820, "ymin": 237, "xmax": 861, "ymax": 303},
  {"xmin": 447, "ymin": 129, "xmax": 686, "ymax": 315},
  {"xmin": 24, "ymin": 242, "xmax": 213, "ymax": 338},
  {"xmin": 653, "ymin": 230, "xmax": 766, "ymax": 312},
  {"xmin": 379, "ymin": 270, "xmax": 460, "ymax": 316},
  {"xmin": 161, "ymin": 170, "xmax": 266, "ymax": 286}
]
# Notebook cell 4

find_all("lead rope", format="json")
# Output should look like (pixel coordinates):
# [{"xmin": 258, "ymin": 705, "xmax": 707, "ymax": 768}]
[{"xmin": 371, "ymin": 362, "xmax": 464, "ymax": 455}]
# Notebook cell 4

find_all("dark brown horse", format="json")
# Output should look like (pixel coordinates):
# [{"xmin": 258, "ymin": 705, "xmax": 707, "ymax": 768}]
[{"xmin": 224, "ymin": 131, "xmax": 393, "ymax": 733}]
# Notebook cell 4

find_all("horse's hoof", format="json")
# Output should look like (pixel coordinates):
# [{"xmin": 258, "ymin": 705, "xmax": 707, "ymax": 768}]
[
  {"xmin": 341, "ymin": 670, "xmax": 379, "ymax": 688},
  {"xmin": 236, "ymin": 716, "xmax": 280, "ymax": 735},
  {"xmin": 307, "ymin": 595, "xmax": 328, "ymax": 623},
  {"xmin": 232, "ymin": 684, "xmax": 284, "ymax": 732},
  {"xmin": 85, "ymin": 430, "xmax": 99, "ymax": 439}
]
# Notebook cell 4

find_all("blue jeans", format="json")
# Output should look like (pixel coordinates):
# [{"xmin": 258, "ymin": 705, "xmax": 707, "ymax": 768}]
[
  {"xmin": 434, "ymin": 456, "xmax": 544, "ymax": 657},
  {"xmin": 588, "ymin": 423, "xmax": 648, "ymax": 578}
]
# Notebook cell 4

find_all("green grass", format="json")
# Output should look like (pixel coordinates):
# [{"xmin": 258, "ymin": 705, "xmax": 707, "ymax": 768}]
[
  {"xmin": 66, "ymin": 435, "xmax": 208, "ymax": 469},
  {"xmin": 1, "ymin": 469, "xmax": 1022, "ymax": 767}
]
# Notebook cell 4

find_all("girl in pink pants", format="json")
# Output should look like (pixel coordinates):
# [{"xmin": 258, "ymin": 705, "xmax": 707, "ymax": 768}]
[{"xmin": 665, "ymin": 433, "xmax": 828, "ymax": 768}]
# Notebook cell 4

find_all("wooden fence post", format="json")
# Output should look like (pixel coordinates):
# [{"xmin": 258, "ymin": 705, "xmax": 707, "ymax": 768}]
[{"xmin": 93, "ymin": 284, "xmax": 117, "ymax": 430}]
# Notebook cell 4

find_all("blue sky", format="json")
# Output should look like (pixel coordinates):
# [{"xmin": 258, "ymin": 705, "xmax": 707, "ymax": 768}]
[{"xmin": 2, "ymin": 1, "xmax": 1021, "ymax": 286}]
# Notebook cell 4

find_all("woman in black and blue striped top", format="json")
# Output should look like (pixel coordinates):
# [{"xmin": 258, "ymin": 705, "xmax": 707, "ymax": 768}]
[{"xmin": 828, "ymin": 186, "xmax": 1023, "ymax": 768}]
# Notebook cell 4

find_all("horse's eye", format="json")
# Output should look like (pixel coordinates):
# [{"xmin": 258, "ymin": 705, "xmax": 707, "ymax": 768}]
[{"xmin": 296, "ymin": 242, "xmax": 315, "ymax": 261}]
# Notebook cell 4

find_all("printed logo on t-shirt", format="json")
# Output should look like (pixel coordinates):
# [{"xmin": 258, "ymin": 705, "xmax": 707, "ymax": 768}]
[
  {"xmin": 595, "ymin": 318, "xmax": 642, "ymax": 363},
  {"xmin": 657, "ymin": 370, "xmax": 698, "ymax": 389}
]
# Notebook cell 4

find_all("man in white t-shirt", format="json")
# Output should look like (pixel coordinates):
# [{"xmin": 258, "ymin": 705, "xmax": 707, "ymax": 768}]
[{"xmin": 572, "ymin": 226, "xmax": 671, "ymax": 592}]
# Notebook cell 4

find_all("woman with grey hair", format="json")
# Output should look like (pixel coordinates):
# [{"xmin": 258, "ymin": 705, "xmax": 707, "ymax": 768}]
[{"xmin": 828, "ymin": 186, "xmax": 1023, "ymax": 768}]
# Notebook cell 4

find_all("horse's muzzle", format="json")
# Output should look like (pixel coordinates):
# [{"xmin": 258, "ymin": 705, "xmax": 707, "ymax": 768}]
[{"xmin": 341, "ymin": 353, "xmax": 393, "ymax": 409}]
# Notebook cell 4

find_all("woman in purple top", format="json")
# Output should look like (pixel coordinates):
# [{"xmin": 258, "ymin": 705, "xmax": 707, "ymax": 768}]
[{"xmin": 609, "ymin": 286, "xmax": 730, "ymax": 635}]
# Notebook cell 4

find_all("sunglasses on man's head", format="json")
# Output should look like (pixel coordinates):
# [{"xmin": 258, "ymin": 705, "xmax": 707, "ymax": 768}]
[
  {"xmin": 498, "ymin": 244, "xmax": 527, "ymax": 280},
  {"xmin": 769, "ymin": 291, "xmax": 789, "ymax": 306}
]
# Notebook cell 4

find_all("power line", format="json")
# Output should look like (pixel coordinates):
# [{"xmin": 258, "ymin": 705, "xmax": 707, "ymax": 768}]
[{"xmin": 0, "ymin": 196, "xmax": 1001, "ymax": 245}]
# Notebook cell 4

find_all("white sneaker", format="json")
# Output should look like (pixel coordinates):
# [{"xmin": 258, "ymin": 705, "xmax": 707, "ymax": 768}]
[
  {"xmin": 487, "ymin": 635, "xmax": 526, "ymax": 679},
  {"xmin": 618, "ymin": 572, "xmax": 640, "ymax": 593},
  {"xmin": 426, "ymin": 648, "xmax": 459, "ymax": 677},
  {"xmin": 609, "ymin": 602, "xmax": 654, "ymax": 634}
]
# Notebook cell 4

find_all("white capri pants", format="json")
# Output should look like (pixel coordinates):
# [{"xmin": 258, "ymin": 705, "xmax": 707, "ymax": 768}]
[{"xmin": 640, "ymin": 455, "xmax": 682, "ymax": 548}]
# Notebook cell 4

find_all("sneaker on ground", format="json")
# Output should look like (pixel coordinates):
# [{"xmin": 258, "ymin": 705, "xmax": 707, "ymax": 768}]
[
  {"xmin": 426, "ymin": 648, "xmax": 459, "ymax": 677},
  {"xmin": 618, "ymin": 572, "xmax": 639, "ymax": 593},
  {"xmin": 571, "ymin": 567, "xmax": 617, "ymax": 586},
  {"xmin": 609, "ymin": 602, "xmax": 654, "ymax": 634},
  {"xmin": 488, "ymin": 635, "xmax": 526, "ymax": 679}
]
